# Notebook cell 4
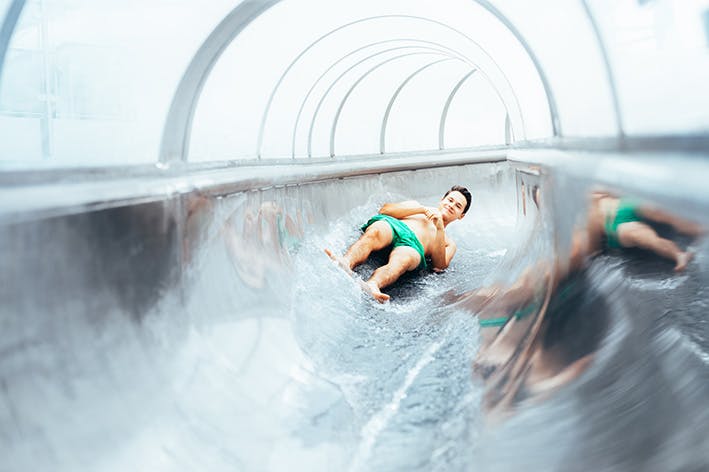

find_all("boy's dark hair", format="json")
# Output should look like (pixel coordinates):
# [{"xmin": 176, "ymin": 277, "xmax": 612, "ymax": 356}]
[{"xmin": 444, "ymin": 185, "xmax": 472, "ymax": 214}]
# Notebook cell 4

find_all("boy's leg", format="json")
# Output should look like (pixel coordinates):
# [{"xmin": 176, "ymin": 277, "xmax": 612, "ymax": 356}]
[
  {"xmin": 637, "ymin": 207, "xmax": 704, "ymax": 237},
  {"xmin": 365, "ymin": 246, "xmax": 421, "ymax": 302},
  {"xmin": 617, "ymin": 221, "xmax": 690, "ymax": 271},
  {"xmin": 325, "ymin": 220, "xmax": 393, "ymax": 272},
  {"xmin": 341, "ymin": 220, "xmax": 393, "ymax": 269}
]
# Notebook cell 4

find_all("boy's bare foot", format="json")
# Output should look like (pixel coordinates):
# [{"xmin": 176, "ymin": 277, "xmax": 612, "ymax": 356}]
[
  {"xmin": 362, "ymin": 280, "xmax": 390, "ymax": 303},
  {"xmin": 674, "ymin": 251, "xmax": 693, "ymax": 272},
  {"xmin": 325, "ymin": 249, "xmax": 389, "ymax": 302},
  {"xmin": 324, "ymin": 248, "xmax": 353, "ymax": 275}
]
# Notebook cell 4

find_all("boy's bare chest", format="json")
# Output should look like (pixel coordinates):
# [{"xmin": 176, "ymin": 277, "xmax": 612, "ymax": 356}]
[{"xmin": 401, "ymin": 215, "xmax": 437, "ymax": 244}]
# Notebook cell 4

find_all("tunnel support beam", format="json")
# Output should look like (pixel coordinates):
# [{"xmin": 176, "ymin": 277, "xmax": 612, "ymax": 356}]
[
  {"xmin": 438, "ymin": 69, "xmax": 478, "ymax": 151},
  {"xmin": 159, "ymin": 0, "xmax": 282, "ymax": 164},
  {"xmin": 261, "ymin": 15, "xmax": 527, "ymax": 159},
  {"xmin": 305, "ymin": 48, "xmax": 461, "ymax": 158},
  {"xmin": 579, "ymin": 0, "xmax": 625, "ymax": 138},
  {"xmin": 328, "ymin": 55, "xmax": 456, "ymax": 158},
  {"xmin": 159, "ymin": 3, "xmax": 559, "ymax": 164},
  {"xmin": 0, "ymin": 0, "xmax": 26, "ymax": 90},
  {"xmin": 291, "ymin": 38, "xmax": 470, "ymax": 159},
  {"xmin": 470, "ymin": 0, "xmax": 561, "ymax": 137}
]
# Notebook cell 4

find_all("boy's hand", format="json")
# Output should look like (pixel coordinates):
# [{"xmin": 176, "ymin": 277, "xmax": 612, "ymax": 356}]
[{"xmin": 425, "ymin": 208, "xmax": 444, "ymax": 230}]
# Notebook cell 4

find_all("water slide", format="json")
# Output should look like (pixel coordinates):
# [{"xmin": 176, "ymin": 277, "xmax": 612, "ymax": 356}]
[
  {"xmin": 2, "ymin": 1, "xmax": 709, "ymax": 471},
  {"xmin": 3, "ymin": 155, "xmax": 708, "ymax": 470}
]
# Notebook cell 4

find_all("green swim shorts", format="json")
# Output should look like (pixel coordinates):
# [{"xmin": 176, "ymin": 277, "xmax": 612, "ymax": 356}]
[
  {"xmin": 478, "ymin": 302, "xmax": 538, "ymax": 328},
  {"xmin": 361, "ymin": 214, "xmax": 427, "ymax": 270},
  {"xmin": 478, "ymin": 277, "xmax": 577, "ymax": 329},
  {"xmin": 605, "ymin": 199, "xmax": 640, "ymax": 248}
]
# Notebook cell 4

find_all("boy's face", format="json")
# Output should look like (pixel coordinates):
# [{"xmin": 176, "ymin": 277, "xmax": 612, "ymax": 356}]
[{"xmin": 439, "ymin": 191, "xmax": 467, "ymax": 222}]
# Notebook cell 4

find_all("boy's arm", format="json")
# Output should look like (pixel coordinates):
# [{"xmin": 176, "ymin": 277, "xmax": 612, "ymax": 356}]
[
  {"xmin": 379, "ymin": 200, "xmax": 433, "ymax": 219},
  {"xmin": 428, "ymin": 210, "xmax": 457, "ymax": 270},
  {"xmin": 431, "ymin": 233, "xmax": 457, "ymax": 271}
]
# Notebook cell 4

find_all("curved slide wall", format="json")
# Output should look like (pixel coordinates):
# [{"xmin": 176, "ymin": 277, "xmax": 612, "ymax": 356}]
[{"xmin": 1, "ymin": 157, "xmax": 708, "ymax": 470}]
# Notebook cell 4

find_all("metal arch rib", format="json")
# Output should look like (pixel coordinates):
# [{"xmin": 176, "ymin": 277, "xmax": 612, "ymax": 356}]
[
  {"xmin": 437, "ymin": 69, "xmax": 477, "ymax": 151},
  {"xmin": 380, "ymin": 60, "xmax": 466, "ymax": 154},
  {"xmin": 291, "ymin": 38, "xmax": 472, "ymax": 159},
  {"xmin": 0, "ymin": 0, "xmax": 26, "ymax": 90},
  {"xmin": 1, "ymin": 1, "xmax": 563, "ymax": 163},
  {"xmin": 380, "ymin": 62, "xmax": 512, "ymax": 153},
  {"xmin": 160, "ymin": 6, "xmax": 556, "ymax": 163},
  {"xmin": 259, "ymin": 16, "xmax": 399, "ymax": 159},
  {"xmin": 159, "ymin": 0, "xmax": 282, "ymax": 163},
  {"xmin": 469, "ymin": 0, "xmax": 559, "ymax": 136},
  {"xmin": 260, "ymin": 14, "xmax": 529, "ymax": 159},
  {"xmin": 305, "ymin": 48, "xmax": 459, "ymax": 158},
  {"xmin": 329, "ymin": 55, "xmax": 457, "ymax": 158},
  {"xmin": 579, "ymin": 0, "xmax": 624, "ymax": 138}
]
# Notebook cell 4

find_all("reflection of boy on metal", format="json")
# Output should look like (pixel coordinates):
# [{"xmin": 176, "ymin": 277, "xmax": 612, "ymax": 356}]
[
  {"xmin": 461, "ymin": 185, "xmax": 596, "ymax": 414},
  {"xmin": 470, "ymin": 264, "xmax": 600, "ymax": 418},
  {"xmin": 470, "ymin": 191, "xmax": 705, "ymax": 417},
  {"xmin": 223, "ymin": 201, "xmax": 304, "ymax": 289},
  {"xmin": 591, "ymin": 193, "xmax": 700, "ymax": 272}
]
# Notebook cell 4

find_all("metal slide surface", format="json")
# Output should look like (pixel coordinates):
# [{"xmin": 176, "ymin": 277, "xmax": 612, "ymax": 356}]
[{"xmin": 1, "ymin": 161, "xmax": 708, "ymax": 471}]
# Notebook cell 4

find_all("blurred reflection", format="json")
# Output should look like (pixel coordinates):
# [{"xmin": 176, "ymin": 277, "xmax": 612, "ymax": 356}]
[
  {"xmin": 223, "ymin": 200, "xmax": 304, "ymax": 289},
  {"xmin": 183, "ymin": 193, "xmax": 214, "ymax": 265},
  {"xmin": 476, "ymin": 264, "xmax": 602, "ymax": 417},
  {"xmin": 587, "ymin": 192, "xmax": 704, "ymax": 272},
  {"xmin": 460, "ymin": 183, "xmax": 706, "ymax": 420}
]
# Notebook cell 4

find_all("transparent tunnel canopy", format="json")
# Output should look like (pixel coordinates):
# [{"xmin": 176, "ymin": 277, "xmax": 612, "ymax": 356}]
[
  {"xmin": 489, "ymin": 0, "xmax": 709, "ymax": 137},
  {"xmin": 188, "ymin": 0, "xmax": 551, "ymax": 161},
  {"xmin": 2, "ymin": 0, "xmax": 709, "ymax": 168},
  {"xmin": 0, "ymin": 0, "xmax": 237, "ymax": 168},
  {"xmin": 586, "ymin": 0, "xmax": 709, "ymax": 135}
]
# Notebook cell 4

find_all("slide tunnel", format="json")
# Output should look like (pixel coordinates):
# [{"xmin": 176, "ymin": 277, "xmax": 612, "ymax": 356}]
[{"xmin": 2, "ymin": 1, "xmax": 709, "ymax": 470}]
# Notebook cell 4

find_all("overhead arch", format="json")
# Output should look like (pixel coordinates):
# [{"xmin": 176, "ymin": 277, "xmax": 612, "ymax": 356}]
[
  {"xmin": 155, "ymin": 2, "xmax": 561, "ymax": 163},
  {"xmin": 258, "ymin": 14, "xmax": 529, "ymax": 158},
  {"xmin": 0, "ymin": 0, "xmax": 26, "ymax": 89},
  {"xmin": 379, "ymin": 63, "xmax": 476, "ymax": 154},
  {"xmin": 159, "ymin": 0, "xmax": 282, "ymax": 164},
  {"xmin": 291, "ymin": 38, "xmax": 471, "ymax": 158},
  {"xmin": 438, "ymin": 68, "xmax": 478, "ymax": 150},
  {"xmin": 297, "ymin": 46, "xmax": 465, "ymax": 158},
  {"xmin": 330, "ymin": 56, "xmax": 458, "ymax": 156}
]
